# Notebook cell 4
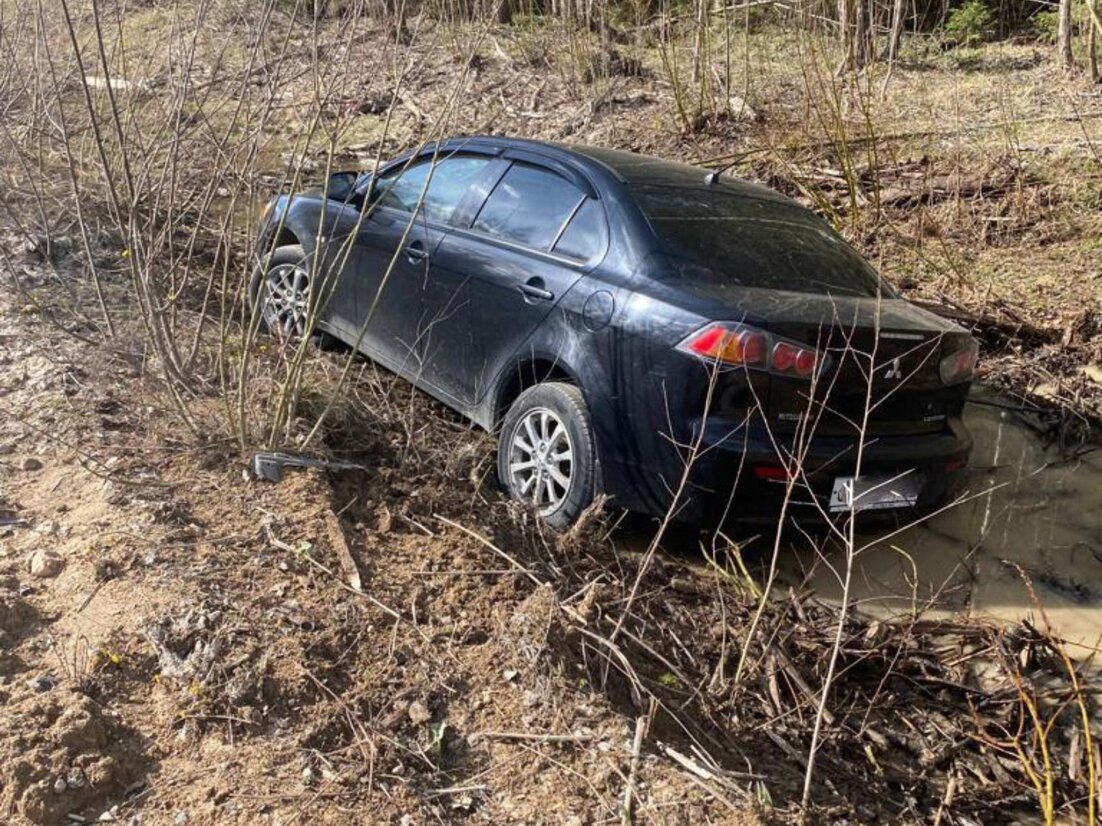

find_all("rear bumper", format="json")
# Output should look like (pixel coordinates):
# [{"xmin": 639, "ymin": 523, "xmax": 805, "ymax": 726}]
[{"xmin": 680, "ymin": 416, "xmax": 973, "ymax": 525}]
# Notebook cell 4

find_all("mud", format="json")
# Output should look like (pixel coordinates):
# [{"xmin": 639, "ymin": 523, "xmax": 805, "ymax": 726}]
[{"xmin": 777, "ymin": 392, "xmax": 1102, "ymax": 649}]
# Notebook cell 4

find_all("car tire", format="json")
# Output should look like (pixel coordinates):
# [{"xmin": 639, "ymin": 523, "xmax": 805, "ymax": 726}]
[
  {"xmin": 498, "ymin": 382, "xmax": 597, "ymax": 529},
  {"xmin": 248, "ymin": 243, "xmax": 313, "ymax": 337}
]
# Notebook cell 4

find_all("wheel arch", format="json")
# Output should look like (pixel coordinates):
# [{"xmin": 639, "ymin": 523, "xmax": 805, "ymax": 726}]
[
  {"xmin": 268, "ymin": 224, "xmax": 301, "ymax": 250},
  {"xmin": 258, "ymin": 195, "xmax": 329, "ymax": 258},
  {"xmin": 491, "ymin": 356, "xmax": 582, "ymax": 433}
]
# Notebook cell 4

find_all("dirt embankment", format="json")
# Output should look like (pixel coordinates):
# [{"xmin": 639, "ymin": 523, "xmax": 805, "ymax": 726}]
[
  {"xmin": 4, "ymin": 228, "xmax": 1102, "ymax": 824},
  {"xmin": 0, "ymin": 234, "xmax": 754, "ymax": 823},
  {"xmin": 3, "ymin": 7, "xmax": 1102, "ymax": 822}
]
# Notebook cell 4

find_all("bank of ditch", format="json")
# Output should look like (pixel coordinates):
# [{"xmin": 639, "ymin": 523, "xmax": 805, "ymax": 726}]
[{"xmin": 2, "ymin": 226, "xmax": 1102, "ymax": 823}]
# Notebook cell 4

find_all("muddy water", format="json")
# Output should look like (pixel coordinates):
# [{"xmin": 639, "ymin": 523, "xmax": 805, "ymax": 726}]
[
  {"xmin": 614, "ymin": 391, "xmax": 1102, "ymax": 647},
  {"xmin": 770, "ymin": 393, "xmax": 1102, "ymax": 651}
]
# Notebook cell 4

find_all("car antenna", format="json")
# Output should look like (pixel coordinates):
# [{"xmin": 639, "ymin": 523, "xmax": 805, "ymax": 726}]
[
  {"xmin": 704, "ymin": 160, "xmax": 738, "ymax": 185},
  {"xmin": 702, "ymin": 149, "xmax": 758, "ymax": 185}
]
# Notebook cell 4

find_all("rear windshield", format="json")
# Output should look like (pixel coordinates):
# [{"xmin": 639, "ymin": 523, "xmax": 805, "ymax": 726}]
[{"xmin": 633, "ymin": 185, "xmax": 886, "ymax": 297}]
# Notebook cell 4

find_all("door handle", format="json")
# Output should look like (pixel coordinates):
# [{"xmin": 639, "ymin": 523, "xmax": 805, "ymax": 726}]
[
  {"xmin": 404, "ymin": 241, "xmax": 428, "ymax": 264},
  {"xmin": 518, "ymin": 278, "xmax": 554, "ymax": 302}
]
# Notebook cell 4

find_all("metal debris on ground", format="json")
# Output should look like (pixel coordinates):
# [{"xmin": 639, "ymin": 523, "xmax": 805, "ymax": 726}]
[{"xmin": 251, "ymin": 451, "xmax": 367, "ymax": 482}]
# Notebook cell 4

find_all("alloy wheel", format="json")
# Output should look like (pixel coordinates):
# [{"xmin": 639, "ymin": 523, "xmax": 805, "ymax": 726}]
[
  {"xmin": 263, "ymin": 262, "xmax": 310, "ymax": 337},
  {"xmin": 507, "ymin": 407, "xmax": 574, "ymax": 514}
]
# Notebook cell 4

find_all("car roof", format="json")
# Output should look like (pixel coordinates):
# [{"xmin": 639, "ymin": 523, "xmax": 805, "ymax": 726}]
[{"xmin": 435, "ymin": 136, "xmax": 789, "ymax": 204}]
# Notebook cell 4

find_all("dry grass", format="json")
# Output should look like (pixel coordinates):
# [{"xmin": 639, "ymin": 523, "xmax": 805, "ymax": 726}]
[
  {"xmin": 2, "ymin": 2, "xmax": 1102, "ymax": 824},
  {"xmin": 3, "ymin": 2, "xmax": 1101, "ymax": 432},
  {"xmin": 5, "ymin": 239, "xmax": 1102, "ymax": 823}
]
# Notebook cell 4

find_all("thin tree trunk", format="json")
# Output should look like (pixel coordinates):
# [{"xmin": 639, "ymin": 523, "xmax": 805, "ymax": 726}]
[
  {"xmin": 1058, "ymin": 0, "xmax": 1074, "ymax": 71},
  {"xmin": 691, "ymin": 0, "xmax": 706, "ymax": 84},
  {"xmin": 839, "ymin": 0, "xmax": 872, "ymax": 73},
  {"xmin": 1089, "ymin": 0, "xmax": 1100, "ymax": 82},
  {"xmin": 854, "ymin": 0, "xmax": 870, "ymax": 67},
  {"xmin": 887, "ymin": 0, "xmax": 904, "ymax": 62},
  {"xmin": 838, "ymin": 0, "xmax": 852, "ymax": 72},
  {"xmin": 880, "ymin": 0, "xmax": 905, "ymax": 96}
]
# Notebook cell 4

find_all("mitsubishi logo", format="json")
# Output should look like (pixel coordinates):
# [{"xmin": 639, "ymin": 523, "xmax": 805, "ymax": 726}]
[{"xmin": 883, "ymin": 357, "xmax": 903, "ymax": 380}]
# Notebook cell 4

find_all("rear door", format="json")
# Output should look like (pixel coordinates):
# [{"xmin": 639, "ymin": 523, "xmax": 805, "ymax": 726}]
[
  {"xmin": 348, "ymin": 151, "xmax": 495, "ymax": 374},
  {"xmin": 419, "ymin": 156, "xmax": 608, "ymax": 407}
]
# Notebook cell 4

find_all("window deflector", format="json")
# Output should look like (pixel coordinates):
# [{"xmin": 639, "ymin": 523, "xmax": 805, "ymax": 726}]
[{"xmin": 549, "ymin": 196, "xmax": 587, "ymax": 251}]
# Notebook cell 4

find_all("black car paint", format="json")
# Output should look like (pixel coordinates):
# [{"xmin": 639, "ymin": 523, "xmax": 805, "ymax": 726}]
[{"xmin": 257, "ymin": 136, "xmax": 973, "ymax": 524}]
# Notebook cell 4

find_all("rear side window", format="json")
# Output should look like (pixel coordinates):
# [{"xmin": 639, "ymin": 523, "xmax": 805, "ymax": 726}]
[
  {"xmin": 374, "ymin": 154, "xmax": 490, "ymax": 225},
  {"xmin": 553, "ymin": 198, "xmax": 604, "ymax": 261},
  {"xmin": 472, "ymin": 163, "xmax": 584, "ymax": 251},
  {"xmin": 633, "ymin": 185, "xmax": 885, "ymax": 297}
]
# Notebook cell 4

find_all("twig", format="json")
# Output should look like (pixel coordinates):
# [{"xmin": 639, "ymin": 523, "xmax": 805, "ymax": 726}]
[
  {"xmin": 323, "ymin": 509, "xmax": 362, "ymax": 592},
  {"xmin": 434, "ymin": 515, "xmax": 542, "ymax": 585},
  {"xmin": 622, "ymin": 715, "xmax": 648, "ymax": 825},
  {"xmin": 77, "ymin": 580, "xmax": 106, "ymax": 614},
  {"xmin": 472, "ymin": 730, "xmax": 596, "ymax": 744},
  {"xmin": 425, "ymin": 784, "xmax": 489, "ymax": 798},
  {"xmin": 657, "ymin": 741, "xmax": 762, "ymax": 784},
  {"xmin": 932, "ymin": 770, "xmax": 957, "ymax": 826},
  {"xmin": 299, "ymin": 550, "xmax": 400, "ymax": 621}
]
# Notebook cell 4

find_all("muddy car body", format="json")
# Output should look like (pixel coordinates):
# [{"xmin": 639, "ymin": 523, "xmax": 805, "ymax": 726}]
[{"xmin": 253, "ymin": 137, "xmax": 976, "ymax": 526}]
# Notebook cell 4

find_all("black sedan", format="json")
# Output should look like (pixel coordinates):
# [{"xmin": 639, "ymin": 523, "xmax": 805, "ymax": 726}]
[{"xmin": 252, "ymin": 137, "xmax": 977, "ymax": 528}]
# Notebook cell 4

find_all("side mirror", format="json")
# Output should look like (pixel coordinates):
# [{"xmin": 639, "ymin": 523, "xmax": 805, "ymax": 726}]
[{"xmin": 325, "ymin": 171, "xmax": 359, "ymax": 203}]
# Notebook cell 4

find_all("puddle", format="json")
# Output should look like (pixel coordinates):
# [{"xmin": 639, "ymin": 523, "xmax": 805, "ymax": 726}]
[
  {"xmin": 615, "ymin": 390, "xmax": 1102, "ymax": 653},
  {"xmin": 774, "ymin": 392, "xmax": 1102, "ymax": 652}
]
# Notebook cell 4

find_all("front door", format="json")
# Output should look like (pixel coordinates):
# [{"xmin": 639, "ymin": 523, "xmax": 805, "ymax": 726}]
[
  {"xmin": 347, "ymin": 152, "xmax": 496, "ymax": 377},
  {"xmin": 350, "ymin": 208, "xmax": 444, "ymax": 375},
  {"xmin": 309, "ymin": 204, "xmax": 362, "ymax": 339}
]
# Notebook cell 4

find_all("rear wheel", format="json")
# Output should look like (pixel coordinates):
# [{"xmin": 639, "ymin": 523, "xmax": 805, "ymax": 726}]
[{"xmin": 498, "ymin": 382, "xmax": 597, "ymax": 528}]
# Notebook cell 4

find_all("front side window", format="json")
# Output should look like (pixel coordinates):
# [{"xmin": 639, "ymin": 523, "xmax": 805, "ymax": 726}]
[
  {"xmin": 633, "ymin": 184, "xmax": 886, "ymax": 297},
  {"xmin": 374, "ymin": 154, "xmax": 490, "ymax": 225},
  {"xmin": 472, "ymin": 163, "xmax": 584, "ymax": 251}
]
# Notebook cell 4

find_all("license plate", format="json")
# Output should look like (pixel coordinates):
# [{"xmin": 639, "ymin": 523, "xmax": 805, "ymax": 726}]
[{"xmin": 828, "ymin": 473, "xmax": 922, "ymax": 513}]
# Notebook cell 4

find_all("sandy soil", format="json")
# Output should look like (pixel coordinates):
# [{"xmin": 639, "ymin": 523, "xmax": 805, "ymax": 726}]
[
  {"xmin": 1, "ymin": 233, "xmax": 762, "ymax": 824},
  {"xmin": 3, "ymin": 8, "xmax": 1102, "ymax": 823},
  {"xmin": 4, "ymin": 226, "xmax": 1102, "ymax": 825}
]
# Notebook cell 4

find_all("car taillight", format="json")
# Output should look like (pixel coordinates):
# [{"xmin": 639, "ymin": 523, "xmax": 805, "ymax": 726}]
[
  {"xmin": 677, "ymin": 322, "xmax": 830, "ymax": 380},
  {"xmin": 939, "ymin": 338, "xmax": 978, "ymax": 385},
  {"xmin": 679, "ymin": 323, "xmax": 767, "ymax": 367},
  {"xmin": 753, "ymin": 464, "xmax": 790, "ymax": 480},
  {"xmin": 771, "ymin": 341, "xmax": 822, "ymax": 378}
]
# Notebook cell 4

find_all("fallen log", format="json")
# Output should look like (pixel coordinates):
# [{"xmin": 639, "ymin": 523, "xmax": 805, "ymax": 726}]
[{"xmin": 910, "ymin": 298, "xmax": 1059, "ymax": 349}]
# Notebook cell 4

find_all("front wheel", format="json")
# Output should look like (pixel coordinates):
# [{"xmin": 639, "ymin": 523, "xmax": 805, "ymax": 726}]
[
  {"xmin": 497, "ymin": 382, "xmax": 597, "ymax": 529},
  {"xmin": 248, "ymin": 243, "xmax": 312, "ymax": 338}
]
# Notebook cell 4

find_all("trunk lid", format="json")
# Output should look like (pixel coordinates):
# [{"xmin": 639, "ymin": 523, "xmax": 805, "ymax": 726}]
[{"xmin": 722, "ymin": 289, "xmax": 970, "ymax": 437}]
